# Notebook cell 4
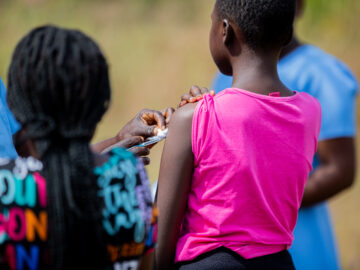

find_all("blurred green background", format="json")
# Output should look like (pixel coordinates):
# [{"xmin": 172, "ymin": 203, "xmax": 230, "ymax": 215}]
[{"xmin": 0, "ymin": 0, "xmax": 359, "ymax": 268}]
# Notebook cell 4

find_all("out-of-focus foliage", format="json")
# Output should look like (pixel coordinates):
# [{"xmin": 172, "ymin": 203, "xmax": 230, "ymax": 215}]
[
  {"xmin": 299, "ymin": 0, "xmax": 359, "ymax": 41},
  {"xmin": 305, "ymin": 0, "xmax": 358, "ymax": 20}
]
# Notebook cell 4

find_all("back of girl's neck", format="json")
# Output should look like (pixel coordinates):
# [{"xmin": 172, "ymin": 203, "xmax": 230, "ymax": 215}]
[{"xmin": 230, "ymin": 56, "xmax": 292, "ymax": 96}]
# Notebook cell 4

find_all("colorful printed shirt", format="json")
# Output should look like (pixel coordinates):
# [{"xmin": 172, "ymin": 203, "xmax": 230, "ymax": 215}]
[
  {"xmin": 0, "ymin": 157, "xmax": 48, "ymax": 269},
  {"xmin": 0, "ymin": 148, "xmax": 156, "ymax": 270},
  {"xmin": 95, "ymin": 148, "xmax": 156, "ymax": 270}
]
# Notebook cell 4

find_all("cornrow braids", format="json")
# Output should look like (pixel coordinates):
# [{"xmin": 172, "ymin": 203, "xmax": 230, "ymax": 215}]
[
  {"xmin": 215, "ymin": 0, "xmax": 296, "ymax": 50},
  {"xmin": 7, "ymin": 25, "xmax": 111, "ymax": 269}
]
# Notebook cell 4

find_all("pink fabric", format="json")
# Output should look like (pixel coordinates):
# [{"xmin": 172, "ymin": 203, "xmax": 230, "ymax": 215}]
[{"xmin": 175, "ymin": 88, "xmax": 321, "ymax": 262}]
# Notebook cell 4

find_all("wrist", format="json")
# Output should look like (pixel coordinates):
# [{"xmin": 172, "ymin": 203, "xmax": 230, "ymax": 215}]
[{"xmin": 116, "ymin": 131, "xmax": 126, "ymax": 142}]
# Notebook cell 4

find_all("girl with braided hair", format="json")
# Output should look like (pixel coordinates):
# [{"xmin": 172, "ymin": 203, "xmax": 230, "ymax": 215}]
[{"xmin": 0, "ymin": 25, "xmax": 156, "ymax": 270}]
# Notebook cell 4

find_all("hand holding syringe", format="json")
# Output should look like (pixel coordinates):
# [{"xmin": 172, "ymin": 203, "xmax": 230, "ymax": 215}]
[{"xmin": 128, "ymin": 128, "xmax": 168, "ymax": 150}]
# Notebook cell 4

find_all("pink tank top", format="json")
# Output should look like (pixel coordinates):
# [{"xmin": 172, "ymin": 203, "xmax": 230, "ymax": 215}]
[{"xmin": 175, "ymin": 88, "xmax": 321, "ymax": 262}]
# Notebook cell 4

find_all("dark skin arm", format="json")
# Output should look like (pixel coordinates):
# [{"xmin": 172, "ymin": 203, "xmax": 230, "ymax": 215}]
[
  {"xmin": 15, "ymin": 108, "xmax": 174, "ymax": 165},
  {"xmin": 90, "ymin": 108, "xmax": 174, "ymax": 165},
  {"xmin": 91, "ymin": 108, "xmax": 174, "ymax": 153},
  {"xmin": 180, "ymin": 87, "xmax": 356, "ymax": 207},
  {"xmin": 138, "ymin": 252, "xmax": 154, "ymax": 270},
  {"xmin": 302, "ymin": 137, "xmax": 356, "ymax": 207},
  {"xmin": 156, "ymin": 103, "xmax": 196, "ymax": 270}
]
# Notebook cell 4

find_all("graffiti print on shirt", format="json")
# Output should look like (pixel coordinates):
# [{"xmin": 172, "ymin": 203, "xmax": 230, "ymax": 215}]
[
  {"xmin": 95, "ymin": 148, "xmax": 156, "ymax": 269},
  {"xmin": 0, "ymin": 157, "xmax": 48, "ymax": 270}
]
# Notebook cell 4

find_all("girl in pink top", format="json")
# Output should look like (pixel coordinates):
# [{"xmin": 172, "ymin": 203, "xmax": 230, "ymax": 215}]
[{"xmin": 156, "ymin": 1, "xmax": 321, "ymax": 269}]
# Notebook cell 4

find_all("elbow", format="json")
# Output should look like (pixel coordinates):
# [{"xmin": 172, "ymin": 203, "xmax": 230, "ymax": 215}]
[
  {"xmin": 346, "ymin": 158, "xmax": 357, "ymax": 188},
  {"xmin": 342, "ymin": 175, "xmax": 355, "ymax": 190},
  {"xmin": 343, "ymin": 169, "xmax": 356, "ymax": 190},
  {"xmin": 343, "ymin": 148, "xmax": 357, "ymax": 190},
  {"xmin": 338, "ymin": 164, "xmax": 356, "ymax": 191}
]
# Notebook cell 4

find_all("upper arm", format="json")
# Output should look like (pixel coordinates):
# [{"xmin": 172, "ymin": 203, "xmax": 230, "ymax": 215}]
[
  {"xmin": 156, "ymin": 103, "xmax": 196, "ymax": 269},
  {"xmin": 302, "ymin": 137, "xmax": 356, "ymax": 206},
  {"xmin": 317, "ymin": 138, "xmax": 356, "ymax": 183},
  {"xmin": 138, "ymin": 252, "xmax": 154, "ymax": 270},
  {"xmin": 312, "ymin": 63, "xmax": 357, "ymax": 182}
]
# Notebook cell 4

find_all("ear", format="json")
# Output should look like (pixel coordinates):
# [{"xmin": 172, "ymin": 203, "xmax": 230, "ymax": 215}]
[{"xmin": 222, "ymin": 19, "xmax": 234, "ymax": 46}]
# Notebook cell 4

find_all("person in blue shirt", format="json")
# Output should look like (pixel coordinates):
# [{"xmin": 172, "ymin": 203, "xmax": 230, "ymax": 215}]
[{"xmin": 210, "ymin": 1, "xmax": 358, "ymax": 269}]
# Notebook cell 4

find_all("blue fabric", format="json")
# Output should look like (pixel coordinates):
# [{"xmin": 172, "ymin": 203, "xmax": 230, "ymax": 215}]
[
  {"xmin": 278, "ymin": 45, "xmax": 358, "ymax": 141},
  {"xmin": 0, "ymin": 77, "xmax": 20, "ymax": 158},
  {"xmin": 212, "ymin": 45, "xmax": 358, "ymax": 270}
]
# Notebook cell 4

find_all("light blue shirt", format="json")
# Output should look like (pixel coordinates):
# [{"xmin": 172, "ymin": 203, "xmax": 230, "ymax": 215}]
[
  {"xmin": 212, "ymin": 45, "xmax": 358, "ymax": 270},
  {"xmin": 213, "ymin": 45, "xmax": 358, "ymax": 141},
  {"xmin": 0, "ymin": 77, "xmax": 20, "ymax": 158}
]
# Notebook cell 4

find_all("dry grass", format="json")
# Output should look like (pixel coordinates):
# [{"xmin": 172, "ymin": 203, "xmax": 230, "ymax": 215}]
[{"xmin": 0, "ymin": 0, "xmax": 359, "ymax": 268}]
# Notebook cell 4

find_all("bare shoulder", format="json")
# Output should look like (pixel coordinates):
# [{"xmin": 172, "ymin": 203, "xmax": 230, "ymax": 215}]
[
  {"xmin": 169, "ymin": 103, "xmax": 198, "ymax": 127},
  {"xmin": 165, "ymin": 103, "xmax": 198, "ymax": 149}
]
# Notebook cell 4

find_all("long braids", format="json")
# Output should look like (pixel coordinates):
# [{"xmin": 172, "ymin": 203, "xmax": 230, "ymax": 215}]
[{"xmin": 7, "ymin": 26, "xmax": 111, "ymax": 269}]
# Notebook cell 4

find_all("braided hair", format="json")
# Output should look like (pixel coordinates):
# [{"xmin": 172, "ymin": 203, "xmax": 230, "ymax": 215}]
[{"xmin": 7, "ymin": 25, "xmax": 111, "ymax": 269}]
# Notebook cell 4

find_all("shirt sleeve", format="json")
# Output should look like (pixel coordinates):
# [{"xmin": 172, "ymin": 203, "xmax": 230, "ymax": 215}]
[
  {"xmin": 311, "ymin": 62, "xmax": 358, "ymax": 141},
  {"xmin": 0, "ymin": 78, "xmax": 21, "ymax": 135}
]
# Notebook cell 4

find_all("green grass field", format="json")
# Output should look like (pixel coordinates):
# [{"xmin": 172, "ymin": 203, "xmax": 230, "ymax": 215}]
[{"xmin": 0, "ymin": 0, "xmax": 359, "ymax": 268}]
